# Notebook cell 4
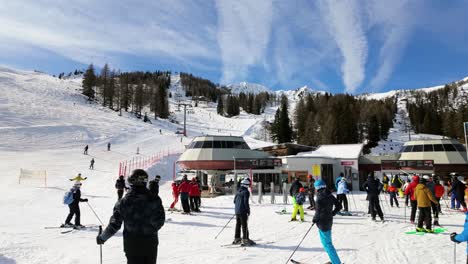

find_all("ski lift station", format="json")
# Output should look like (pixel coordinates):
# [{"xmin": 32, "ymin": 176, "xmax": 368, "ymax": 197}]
[{"xmin": 177, "ymin": 136, "xmax": 468, "ymax": 194}]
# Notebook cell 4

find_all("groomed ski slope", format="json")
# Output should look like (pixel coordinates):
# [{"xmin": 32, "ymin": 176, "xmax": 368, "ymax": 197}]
[{"xmin": 0, "ymin": 67, "xmax": 467, "ymax": 264}]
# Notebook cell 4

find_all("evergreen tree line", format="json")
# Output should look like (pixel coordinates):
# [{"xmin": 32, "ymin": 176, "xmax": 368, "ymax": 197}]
[
  {"xmin": 179, "ymin": 73, "xmax": 228, "ymax": 102},
  {"xmin": 238, "ymin": 92, "xmax": 276, "ymax": 115},
  {"xmin": 270, "ymin": 93, "xmax": 396, "ymax": 153},
  {"xmin": 82, "ymin": 64, "xmax": 171, "ymax": 119},
  {"xmin": 407, "ymin": 80, "xmax": 468, "ymax": 142}
]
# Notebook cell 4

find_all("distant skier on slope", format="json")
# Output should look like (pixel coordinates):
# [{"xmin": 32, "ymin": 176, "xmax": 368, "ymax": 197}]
[
  {"xmin": 96, "ymin": 169, "xmax": 165, "ymax": 264},
  {"xmin": 362, "ymin": 175, "xmax": 384, "ymax": 222},
  {"xmin": 414, "ymin": 176, "xmax": 438, "ymax": 233},
  {"xmin": 107, "ymin": 142, "xmax": 111, "ymax": 151},
  {"xmin": 89, "ymin": 158, "xmax": 94, "ymax": 170},
  {"xmin": 233, "ymin": 178, "xmax": 255, "ymax": 246},
  {"xmin": 83, "ymin": 145, "xmax": 88, "ymax": 155},
  {"xmin": 69, "ymin": 173, "xmax": 87, "ymax": 182},
  {"xmin": 312, "ymin": 179, "xmax": 342, "ymax": 264},
  {"xmin": 115, "ymin": 175, "xmax": 128, "ymax": 200},
  {"xmin": 62, "ymin": 182, "xmax": 88, "ymax": 228}
]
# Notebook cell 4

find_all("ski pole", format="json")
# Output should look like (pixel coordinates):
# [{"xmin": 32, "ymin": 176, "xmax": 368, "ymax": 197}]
[
  {"xmin": 454, "ymin": 241, "xmax": 456, "ymax": 264},
  {"xmin": 99, "ymin": 225, "xmax": 103, "ymax": 264},
  {"xmin": 284, "ymin": 223, "xmax": 315, "ymax": 264},
  {"xmin": 214, "ymin": 214, "xmax": 235, "ymax": 239},
  {"xmin": 86, "ymin": 201, "xmax": 105, "ymax": 226}
]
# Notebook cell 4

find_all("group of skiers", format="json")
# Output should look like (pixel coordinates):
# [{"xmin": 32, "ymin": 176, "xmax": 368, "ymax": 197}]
[{"xmin": 170, "ymin": 175, "xmax": 202, "ymax": 213}]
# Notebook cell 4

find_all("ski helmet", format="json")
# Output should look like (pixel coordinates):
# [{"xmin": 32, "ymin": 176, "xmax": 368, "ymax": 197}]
[
  {"xmin": 299, "ymin": 187, "xmax": 305, "ymax": 193},
  {"xmin": 73, "ymin": 182, "xmax": 82, "ymax": 188},
  {"xmin": 241, "ymin": 178, "xmax": 251, "ymax": 187},
  {"xmin": 128, "ymin": 169, "xmax": 149, "ymax": 186},
  {"xmin": 458, "ymin": 176, "xmax": 466, "ymax": 184},
  {"xmin": 314, "ymin": 179, "xmax": 326, "ymax": 190}
]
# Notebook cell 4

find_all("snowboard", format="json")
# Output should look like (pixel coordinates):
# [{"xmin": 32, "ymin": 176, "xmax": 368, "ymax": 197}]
[{"xmin": 405, "ymin": 227, "xmax": 447, "ymax": 235}]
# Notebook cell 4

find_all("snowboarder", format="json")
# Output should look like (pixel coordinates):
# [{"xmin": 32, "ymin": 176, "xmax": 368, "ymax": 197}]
[
  {"xmin": 312, "ymin": 179, "xmax": 342, "ymax": 264},
  {"xmin": 414, "ymin": 176, "xmax": 438, "ymax": 232},
  {"xmin": 115, "ymin": 175, "xmax": 128, "ymax": 200},
  {"xmin": 96, "ymin": 169, "xmax": 165, "ymax": 264},
  {"xmin": 178, "ymin": 175, "xmax": 191, "ymax": 214},
  {"xmin": 62, "ymin": 182, "xmax": 88, "ymax": 228},
  {"xmin": 89, "ymin": 158, "xmax": 94, "ymax": 170},
  {"xmin": 169, "ymin": 181, "xmax": 180, "ymax": 211},
  {"xmin": 336, "ymin": 177, "xmax": 349, "ymax": 212},
  {"xmin": 69, "ymin": 173, "xmax": 87, "ymax": 182},
  {"xmin": 233, "ymin": 178, "xmax": 255, "ymax": 246},
  {"xmin": 291, "ymin": 187, "xmax": 306, "ymax": 222},
  {"xmin": 83, "ymin": 145, "xmax": 88, "ymax": 155},
  {"xmin": 189, "ymin": 178, "xmax": 201, "ymax": 212},
  {"xmin": 388, "ymin": 175, "xmax": 402, "ymax": 207},
  {"xmin": 149, "ymin": 175, "xmax": 161, "ymax": 197},
  {"xmin": 107, "ymin": 142, "xmax": 111, "ymax": 151},
  {"xmin": 362, "ymin": 175, "xmax": 384, "ymax": 221},
  {"xmin": 307, "ymin": 175, "xmax": 316, "ymax": 210},
  {"xmin": 405, "ymin": 175, "xmax": 420, "ymax": 223}
]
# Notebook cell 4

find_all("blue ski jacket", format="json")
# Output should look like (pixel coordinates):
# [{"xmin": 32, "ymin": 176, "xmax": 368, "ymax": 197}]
[
  {"xmin": 234, "ymin": 186, "xmax": 250, "ymax": 215},
  {"xmin": 455, "ymin": 212, "xmax": 468, "ymax": 253},
  {"xmin": 336, "ymin": 179, "xmax": 349, "ymax": 195}
]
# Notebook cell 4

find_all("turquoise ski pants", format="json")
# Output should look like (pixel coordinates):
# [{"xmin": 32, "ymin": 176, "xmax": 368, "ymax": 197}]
[{"xmin": 319, "ymin": 229, "xmax": 341, "ymax": 264}]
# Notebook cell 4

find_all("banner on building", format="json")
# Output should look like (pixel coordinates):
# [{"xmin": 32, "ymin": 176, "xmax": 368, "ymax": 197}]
[{"xmin": 312, "ymin": 164, "xmax": 321, "ymax": 177}]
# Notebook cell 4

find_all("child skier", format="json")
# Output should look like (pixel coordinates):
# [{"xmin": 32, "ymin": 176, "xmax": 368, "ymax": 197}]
[
  {"xmin": 169, "ymin": 181, "xmax": 180, "ymax": 211},
  {"xmin": 414, "ymin": 176, "xmax": 438, "ymax": 232},
  {"xmin": 312, "ymin": 179, "xmax": 342, "ymax": 264},
  {"xmin": 291, "ymin": 187, "xmax": 306, "ymax": 222},
  {"xmin": 69, "ymin": 173, "xmax": 87, "ymax": 182},
  {"xmin": 62, "ymin": 182, "xmax": 88, "ymax": 228}
]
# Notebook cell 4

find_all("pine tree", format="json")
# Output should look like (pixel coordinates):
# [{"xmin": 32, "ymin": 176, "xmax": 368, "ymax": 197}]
[
  {"xmin": 217, "ymin": 97, "xmax": 224, "ymax": 116},
  {"xmin": 100, "ymin": 64, "xmax": 111, "ymax": 106},
  {"xmin": 277, "ymin": 95, "xmax": 293, "ymax": 143},
  {"xmin": 82, "ymin": 64, "xmax": 96, "ymax": 100}
]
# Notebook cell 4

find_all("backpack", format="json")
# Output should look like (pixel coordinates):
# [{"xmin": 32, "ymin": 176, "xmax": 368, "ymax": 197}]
[
  {"xmin": 295, "ymin": 192, "xmax": 306, "ymax": 205},
  {"xmin": 63, "ymin": 190, "xmax": 75, "ymax": 205}
]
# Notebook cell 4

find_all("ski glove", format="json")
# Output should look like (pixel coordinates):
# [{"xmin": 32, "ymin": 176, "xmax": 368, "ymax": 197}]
[
  {"xmin": 82, "ymin": 198, "xmax": 88, "ymax": 202},
  {"xmin": 96, "ymin": 235, "xmax": 105, "ymax": 245},
  {"xmin": 450, "ymin": 233, "xmax": 461, "ymax": 243}
]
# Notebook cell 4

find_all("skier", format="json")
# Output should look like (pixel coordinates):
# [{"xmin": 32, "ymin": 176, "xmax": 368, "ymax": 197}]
[
  {"xmin": 449, "ymin": 175, "xmax": 467, "ymax": 211},
  {"xmin": 312, "ymin": 179, "xmax": 342, "ymax": 264},
  {"xmin": 362, "ymin": 175, "xmax": 384, "ymax": 221},
  {"xmin": 233, "ymin": 178, "xmax": 255, "ymax": 246},
  {"xmin": 334, "ymin": 172, "xmax": 344, "ymax": 191},
  {"xmin": 291, "ymin": 187, "xmax": 306, "ymax": 222},
  {"xmin": 169, "ymin": 181, "xmax": 180, "ymax": 211},
  {"xmin": 89, "ymin": 158, "xmax": 95, "ymax": 170},
  {"xmin": 404, "ymin": 175, "xmax": 420, "ymax": 224},
  {"xmin": 149, "ymin": 175, "xmax": 161, "ymax": 197},
  {"xmin": 433, "ymin": 176, "xmax": 445, "ymax": 225},
  {"xmin": 69, "ymin": 173, "xmax": 87, "ymax": 182},
  {"xmin": 402, "ymin": 179, "xmax": 411, "ymax": 206},
  {"xmin": 414, "ymin": 176, "xmax": 438, "ymax": 232},
  {"xmin": 195, "ymin": 177, "xmax": 202, "ymax": 209},
  {"xmin": 388, "ymin": 175, "xmax": 402, "ymax": 207},
  {"xmin": 83, "ymin": 145, "xmax": 88, "ymax": 155},
  {"xmin": 107, "ymin": 142, "xmax": 111, "ymax": 151},
  {"xmin": 115, "ymin": 175, "xmax": 128, "ymax": 200},
  {"xmin": 307, "ymin": 175, "xmax": 316, "ymax": 210},
  {"xmin": 178, "ymin": 175, "xmax": 191, "ymax": 214},
  {"xmin": 62, "ymin": 182, "xmax": 88, "ymax": 228},
  {"xmin": 336, "ymin": 177, "xmax": 349, "ymax": 213},
  {"xmin": 96, "ymin": 169, "xmax": 165, "ymax": 264},
  {"xmin": 189, "ymin": 178, "xmax": 201, "ymax": 212},
  {"xmin": 289, "ymin": 176, "xmax": 303, "ymax": 215},
  {"xmin": 382, "ymin": 174, "xmax": 389, "ymax": 193}
]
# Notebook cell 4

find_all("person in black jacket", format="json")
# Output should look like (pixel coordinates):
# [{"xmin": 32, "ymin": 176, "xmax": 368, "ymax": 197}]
[
  {"xmin": 307, "ymin": 175, "xmax": 316, "ymax": 210},
  {"xmin": 97, "ymin": 169, "xmax": 165, "ymax": 264},
  {"xmin": 289, "ymin": 176, "xmax": 303, "ymax": 212},
  {"xmin": 62, "ymin": 182, "xmax": 88, "ymax": 228},
  {"xmin": 149, "ymin": 175, "xmax": 161, "ymax": 197},
  {"xmin": 449, "ymin": 175, "xmax": 467, "ymax": 211},
  {"xmin": 233, "ymin": 178, "xmax": 254, "ymax": 246},
  {"xmin": 115, "ymin": 175, "xmax": 129, "ymax": 200},
  {"xmin": 362, "ymin": 175, "xmax": 384, "ymax": 221},
  {"xmin": 312, "ymin": 179, "xmax": 342, "ymax": 264}
]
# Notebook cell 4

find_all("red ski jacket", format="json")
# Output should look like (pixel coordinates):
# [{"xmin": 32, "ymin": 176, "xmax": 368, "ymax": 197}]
[
  {"xmin": 178, "ymin": 181, "xmax": 191, "ymax": 193},
  {"xmin": 434, "ymin": 184, "xmax": 445, "ymax": 198},
  {"xmin": 189, "ymin": 183, "xmax": 201, "ymax": 196},
  {"xmin": 404, "ymin": 176, "xmax": 419, "ymax": 201},
  {"xmin": 172, "ymin": 183, "xmax": 179, "ymax": 196}
]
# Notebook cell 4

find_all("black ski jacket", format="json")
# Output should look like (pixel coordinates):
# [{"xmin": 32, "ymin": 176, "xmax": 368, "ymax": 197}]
[
  {"xmin": 313, "ymin": 189, "xmax": 341, "ymax": 231},
  {"xmin": 70, "ymin": 188, "xmax": 86, "ymax": 206},
  {"xmin": 115, "ymin": 179, "xmax": 126, "ymax": 190},
  {"xmin": 100, "ymin": 186, "xmax": 165, "ymax": 255},
  {"xmin": 362, "ymin": 176, "xmax": 383, "ymax": 196},
  {"xmin": 149, "ymin": 180, "xmax": 160, "ymax": 196},
  {"xmin": 289, "ymin": 179, "xmax": 303, "ymax": 197}
]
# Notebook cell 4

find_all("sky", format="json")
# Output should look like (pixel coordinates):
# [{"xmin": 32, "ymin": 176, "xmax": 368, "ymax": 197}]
[{"xmin": 1, "ymin": 0, "xmax": 468, "ymax": 94}]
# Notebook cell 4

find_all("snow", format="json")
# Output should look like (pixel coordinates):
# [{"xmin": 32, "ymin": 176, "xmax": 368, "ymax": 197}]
[
  {"xmin": 298, "ymin": 144, "xmax": 364, "ymax": 160},
  {"xmin": 1, "ymin": 66, "xmax": 467, "ymax": 264},
  {"xmin": 226, "ymin": 82, "xmax": 271, "ymax": 95}
]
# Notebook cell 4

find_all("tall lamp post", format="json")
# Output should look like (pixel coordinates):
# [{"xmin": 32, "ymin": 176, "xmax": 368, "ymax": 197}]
[{"xmin": 233, "ymin": 156, "xmax": 237, "ymax": 193}]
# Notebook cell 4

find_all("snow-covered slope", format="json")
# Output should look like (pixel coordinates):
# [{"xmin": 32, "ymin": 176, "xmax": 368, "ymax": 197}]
[
  {"xmin": 226, "ymin": 81, "xmax": 271, "ymax": 94},
  {"xmin": 276, "ymin": 85, "xmax": 326, "ymax": 101}
]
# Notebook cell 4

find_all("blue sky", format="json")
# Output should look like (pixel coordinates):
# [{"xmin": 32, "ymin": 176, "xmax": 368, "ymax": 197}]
[{"xmin": 1, "ymin": 0, "xmax": 468, "ymax": 94}]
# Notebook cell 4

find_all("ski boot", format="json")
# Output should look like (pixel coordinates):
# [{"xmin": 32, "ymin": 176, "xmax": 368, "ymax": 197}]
[
  {"xmin": 232, "ymin": 238, "xmax": 242, "ymax": 245},
  {"xmin": 241, "ymin": 239, "xmax": 256, "ymax": 246},
  {"xmin": 433, "ymin": 218, "xmax": 440, "ymax": 226},
  {"xmin": 416, "ymin": 227, "xmax": 425, "ymax": 232},
  {"xmin": 60, "ymin": 223, "xmax": 73, "ymax": 228},
  {"xmin": 290, "ymin": 218, "xmax": 297, "ymax": 222}
]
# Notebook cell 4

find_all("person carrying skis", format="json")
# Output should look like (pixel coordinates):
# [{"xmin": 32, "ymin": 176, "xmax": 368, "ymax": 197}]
[
  {"xmin": 388, "ymin": 175, "xmax": 402, "ymax": 207},
  {"xmin": 69, "ymin": 173, "xmax": 87, "ymax": 182},
  {"xmin": 89, "ymin": 158, "xmax": 95, "ymax": 170},
  {"xmin": 233, "ymin": 178, "xmax": 255, "ymax": 246},
  {"xmin": 414, "ymin": 176, "xmax": 439, "ymax": 232},
  {"xmin": 83, "ymin": 145, "xmax": 88, "ymax": 155},
  {"xmin": 189, "ymin": 177, "xmax": 201, "ymax": 212},
  {"xmin": 312, "ymin": 179, "xmax": 342, "ymax": 264},
  {"xmin": 291, "ymin": 187, "xmax": 306, "ymax": 222},
  {"xmin": 115, "ymin": 175, "xmax": 128, "ymax": 200},
  {"xmin": 307, "ymin": 175, "xmax": 316, "ymax": 210},
  {"xmin": 178, "ymin": 175, "xmax": 191, "ymax": 214},
  {"xmin": 336, "ymin": 177, "xmax": 349, "ymax": 213},
  {"xmin": 169, "ymin": 181, "xmax": 180, "ymax": 211},
  {"xmin": 404, "ymin": 175, "xmax": 420, "ymax": 224},
  {"xmin": 96, "ymin": 169, "xmax": 165, "ymax": 264},
  {"xmin": 149, "ymin": 175, "xmax": 161, "ymax": 197},
  {"xmin": 362, "ymin": 175, "xmax": 384, "ymax": 221},
  {"xmin": 62, "ymin": 182, "xmax": 88, "ymax": 228}
]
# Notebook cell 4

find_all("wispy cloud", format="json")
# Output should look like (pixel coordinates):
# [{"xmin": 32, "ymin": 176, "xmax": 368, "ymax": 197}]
[
  {"xmin": 318, "ymin": 0, "xmax": 368, "ymax": 93},
  {"xmin": 216, "ymin": 0, "xmax": 273, "ymax": 84}
]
